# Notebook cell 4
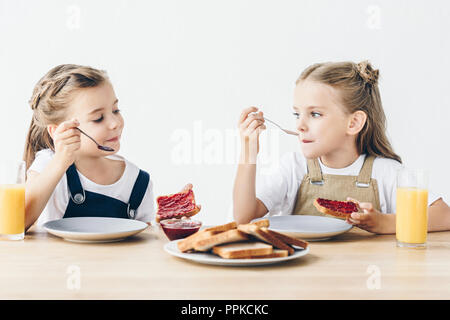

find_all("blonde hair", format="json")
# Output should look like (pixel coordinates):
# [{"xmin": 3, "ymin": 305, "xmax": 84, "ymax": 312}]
[
  {"xmin": 24, "ymin": 64, "xmax": 108, "ymax": 169},
  {"xmin": 296, "ymin": 60, "xmax": 401, "ymax": 163}
]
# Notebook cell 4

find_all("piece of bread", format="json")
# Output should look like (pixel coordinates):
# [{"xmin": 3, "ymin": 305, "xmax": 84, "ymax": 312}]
[
  {"xmin": 203, "ymin": 221, "xmax": 237, "ymax": 233},
  {"xmin": 250, "ymin": 219, "xmax": 270, "ymax": 228},
  {"xmin": 243, "ymin": 249, "xmax": 289, "ymax": 259},
  {"xmin": 203, "ymin": 219, "xmax": 268, "ymax": 233},
  {"xmin": 212, "ymin": 242, "xmax": 273, "ymax": 259},
  {"xmin": 177, "ymin": 230, "xmax": 217, "ymax": 252},
  {"xmin": 262, "ymin": 228, "xmax": 309, "ymax": 249},
  {"xmin": 156, "ymin": 189, "xmax": 200, "ymax": 222},
  {"xmin": 237, "ymin": 223, "xmax": 294, "ymax": 255},
  {"xmin": 313, "ymin": 198, "xmax": 358, "ymax": 219},
  {"xmin": 193, "ymin": 229, "xmax": 249, "ymax": 252},
  {"xmin": 156, "ymin": 206, "xmax": 200, "ymax": 223}
]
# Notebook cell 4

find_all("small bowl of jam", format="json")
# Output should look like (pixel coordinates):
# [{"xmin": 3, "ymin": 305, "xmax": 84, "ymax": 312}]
[{"xmin": 160, "ymin": 218, "xmax": 202, "ymax": 241}]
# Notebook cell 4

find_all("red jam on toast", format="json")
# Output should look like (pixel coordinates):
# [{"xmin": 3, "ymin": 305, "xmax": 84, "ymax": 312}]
[{"xmin": 313, "ymin": 198, "xmax": 358, "ymax": 218}]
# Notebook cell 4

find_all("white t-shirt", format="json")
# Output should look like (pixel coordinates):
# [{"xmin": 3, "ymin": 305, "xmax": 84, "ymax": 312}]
[
  {"xmin": 256, "ymin": 152, "xmax": 439, "ymax": 216},
  {"xmin": 28, "ymin": 149, "xmax": 155, "ymax": 227}
]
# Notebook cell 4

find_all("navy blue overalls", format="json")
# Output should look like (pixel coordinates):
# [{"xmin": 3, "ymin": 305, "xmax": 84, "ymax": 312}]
[{"xmin": 63, "ymin": 163, "xmax": 150, "ymax": 219}]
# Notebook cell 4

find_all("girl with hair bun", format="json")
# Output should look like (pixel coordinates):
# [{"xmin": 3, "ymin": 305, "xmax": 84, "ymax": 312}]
[
  {"xmin": 234, "ymin": 60, "xmax": 450, "ymax": 234},
  {"xmin": 24, "ymin": 64, "xmax": 157, "ymax": 230}
]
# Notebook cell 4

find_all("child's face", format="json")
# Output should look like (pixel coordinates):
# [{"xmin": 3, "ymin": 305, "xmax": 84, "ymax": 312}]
[
  {"xmin": 67, "ymin": 81, "xmax": 124, "ymax": 157},
  {"xmin": 293, "ymin": 80, "xmax": 352, "ymax": 159}
]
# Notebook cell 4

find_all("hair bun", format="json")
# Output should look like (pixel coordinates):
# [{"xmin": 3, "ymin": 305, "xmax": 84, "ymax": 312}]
[{"xmin": 356, "ymin": 60, "xmax": 379, "ymax": 85}]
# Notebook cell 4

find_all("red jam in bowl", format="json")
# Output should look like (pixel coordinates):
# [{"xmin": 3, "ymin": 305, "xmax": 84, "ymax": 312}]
[{"xmin": 160, "ymin": 218, "xmax": 202, "ymax": 241}]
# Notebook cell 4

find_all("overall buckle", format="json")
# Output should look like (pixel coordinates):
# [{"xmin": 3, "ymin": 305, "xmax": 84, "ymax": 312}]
[
  {"xmin": 70, "ymin": 189, "xmax": 86, "ymax": 204},
  {"xmin": 127, "ymin": 203, "xmax": 136, "ymax": 219},
  {"xmin": 356, "ymin": 182, "xmax": 370, "ymax": 188}
]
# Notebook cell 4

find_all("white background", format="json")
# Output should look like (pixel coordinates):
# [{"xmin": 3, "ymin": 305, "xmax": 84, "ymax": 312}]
[{"xmin": 1, "ymin": 0, "xmax": 449, "ymax": 225}]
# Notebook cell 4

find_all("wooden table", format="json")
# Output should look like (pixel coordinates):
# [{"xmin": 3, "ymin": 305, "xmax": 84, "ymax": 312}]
[{"xmin": 1, "ymin": 225, "xmax": 449, "ymax": 300}]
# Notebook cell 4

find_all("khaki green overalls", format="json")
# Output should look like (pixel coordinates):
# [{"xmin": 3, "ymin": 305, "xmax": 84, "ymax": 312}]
[{"xmin": 293, "ymin": 155, "xmax": 381, "ymax": 216}]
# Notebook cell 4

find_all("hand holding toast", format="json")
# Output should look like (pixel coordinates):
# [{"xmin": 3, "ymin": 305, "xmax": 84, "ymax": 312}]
[{"xmin": 345, "ymin": 197, "xmax": 389, "ymax": 234}]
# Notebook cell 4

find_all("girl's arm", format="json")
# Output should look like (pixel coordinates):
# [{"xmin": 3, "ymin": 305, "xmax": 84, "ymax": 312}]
[
  {"xmin": 233, "ymin": 107, "xmax": 267, "ymax": 224},
  {"xmin": 25, "ymin": 160, "xmax": 69, "ymax": 230},
  {"xmin": 25, "ymin": 119, "xmax": 81, "ymax": 231},
  {"xmin": 233, "ymin": 163, "xmax": 268, "ymax": 224}
]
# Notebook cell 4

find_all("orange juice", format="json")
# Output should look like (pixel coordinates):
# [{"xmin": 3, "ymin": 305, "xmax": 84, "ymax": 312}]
[
  {"xmin": 0, "ymin": 184, "xmax": 25, "ymax": 235},
  {"xmin": 396, "ymin": 187, "xmax": 428, "ymax": 244}
]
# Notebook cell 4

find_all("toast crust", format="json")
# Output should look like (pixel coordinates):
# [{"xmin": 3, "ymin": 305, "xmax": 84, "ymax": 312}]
[
  {"xmin": 250, "ymin": 219, "xmax": 270, "ymax": 228},
  {"xmin": 263, "ymin": 228, "xmax": 309, "ymax": 249},
  {"xmin": 243, "ymin": 249, "xmax": 289, "ymax": 259},
  {"xmin": 203, "ymin": 221, "xmax": 237, "ymax": 233},
  {"xmin": 237, "ymin": 224, "xmax": 294, "ymax": 255}
]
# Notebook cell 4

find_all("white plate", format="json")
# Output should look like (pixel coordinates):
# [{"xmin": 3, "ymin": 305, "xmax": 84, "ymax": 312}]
[
  {"xmin": 43, "ymin": 217, "xmax": 148, "ymax": 243},
  {"xmin": 253, "ymin": 215, "xmax": 353, "ymax": 241},
  {"xmin": 164, "ymin": 239, "xmax": 310, "ymax": 266}
]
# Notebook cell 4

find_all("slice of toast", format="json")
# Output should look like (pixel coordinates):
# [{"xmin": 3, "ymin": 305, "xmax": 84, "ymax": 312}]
[
  {"xmin": 203, "ymin": 221, "xmax": 237, "ymax": 233},
  {"xmin": 237, "ymin": 223, "xmax": 294, "ymax": 255},
  {"xmin": 156, "ymin": 189, "xmax": 200, "ymax": 222},
  {"xmin": 212, "ymin": 241, "xmax": 273, "ymax": 259},
  {"xmin": 313, "ymin": 198, "xmax": 357, "ymax": 219},
  {"xmin": 250, "ymin": 219, "xmax": 270, "ymax": 228},
  {"xmin": 243, "ymin": 249, "xmax": 289, "ymax": 259},
  {"xmin": 193, "ymin": 229, "xmax": 249, "ymax": 252},
  {"xmin": 156, "ymin": 206, "xmax": 200, "ymax": 223},
  {"xmin": 177, "ymin": 230, "xmax": 217, "ymax": 252},
  {"xmin": 262, "ymin": 228, "xmax": 309, "ymax": 249},
  {"xmin": 202, "ymin": 219, "xmax": 268, "ymax": 233}
]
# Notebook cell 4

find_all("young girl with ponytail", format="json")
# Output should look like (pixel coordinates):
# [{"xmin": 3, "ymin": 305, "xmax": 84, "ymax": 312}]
[
  {"xmin": 24, "ymin": 64, "xmax": 155, "ymax": 230},
  {"xmin": 234, "ymin": 61, "xmax": 450, "ymax": 233}
]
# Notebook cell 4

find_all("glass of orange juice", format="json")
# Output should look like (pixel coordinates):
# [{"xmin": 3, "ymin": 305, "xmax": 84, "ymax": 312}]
[
  {"xmin": 396, "ymin": 168, "xmax": 428, "ymax": 248},
  {"xmin": 0, "ymin": 160, "xmax": 26, "ymax": 240}
]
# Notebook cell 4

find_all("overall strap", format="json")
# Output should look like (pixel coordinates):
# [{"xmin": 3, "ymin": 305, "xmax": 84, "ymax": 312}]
[
  {"xmin": 356, "ymin": 155, "xmax": 376, "ymax": 188},
  {"xmin": 306, "ymin": 158, "xmax": 324, "ymax": 185},
  {"xmin": 66, "ymin": 163, "xmax": 86, "ymax": 204},
  {"xmin": 127, "ymin": 170, "xmax": 150, "ymax": 219}
]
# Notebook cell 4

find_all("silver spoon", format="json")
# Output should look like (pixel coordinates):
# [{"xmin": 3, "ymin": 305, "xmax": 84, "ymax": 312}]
[
  {"xmin": 263, "ymin": 117, "xmax": 299, "ymax": 136},
  {"xmin": 76, "ymin": 128, "xmax": 115, "ymax": 152}
]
